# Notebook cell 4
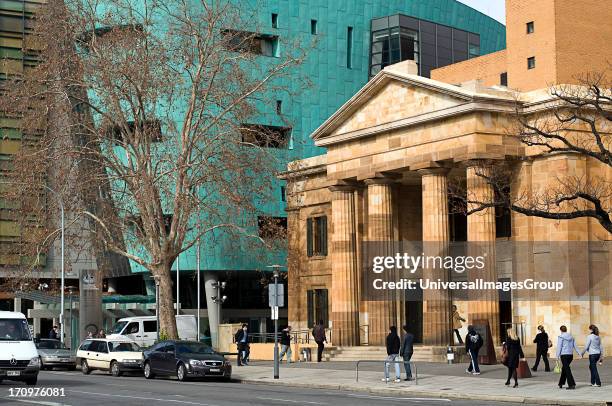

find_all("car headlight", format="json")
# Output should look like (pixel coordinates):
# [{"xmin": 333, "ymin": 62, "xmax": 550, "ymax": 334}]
[
  {"xmin": 189, "ymin": 359, "xmax": 202, "ymax": 366},
  {"xmin": 29, "ymin": 357, "xmax": 41, "ymax": 367}
]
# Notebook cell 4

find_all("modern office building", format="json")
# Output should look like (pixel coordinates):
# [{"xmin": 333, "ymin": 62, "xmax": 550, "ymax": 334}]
[
  {"xmin": 1, "ymin": 1, "xmax": 506, "ymax": 342},
  {"xmin": 282, "ymin": 0, "xmax": 611, "ymax": 356}
]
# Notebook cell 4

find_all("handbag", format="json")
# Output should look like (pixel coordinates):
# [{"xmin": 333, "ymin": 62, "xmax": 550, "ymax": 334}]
[
  {"xmin": 553, "ymin": 360, "xmax": 561, "ymax": 373},
  {"xmin": 500, "ymin": 344, "xmax": 509, "ymax": 366}
]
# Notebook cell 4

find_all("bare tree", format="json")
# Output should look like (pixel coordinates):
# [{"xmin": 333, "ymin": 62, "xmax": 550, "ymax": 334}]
[
  {"xmin": 1, "ymin": 0, "xmax": 307, "ymax": 337},
  {"xmin": 451, "ymin": 71, "xmax": 611, "ymax": 235}
]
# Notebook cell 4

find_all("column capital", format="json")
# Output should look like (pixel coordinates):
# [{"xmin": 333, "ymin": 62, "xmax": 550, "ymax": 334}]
[
  {"xmin": 328, "ymin": 180, "xmax": 360, "ymax": 193},
  {"xmin": 461, "ymin": 159, "xmax": 495, "ymax": 170},
  {"xmin": 417, "ymin": 167, "xmax": 450, "ymax": 177},
  {"xmin": 363, "ymin": 177, "xmax": 396, "ymax": 186}
]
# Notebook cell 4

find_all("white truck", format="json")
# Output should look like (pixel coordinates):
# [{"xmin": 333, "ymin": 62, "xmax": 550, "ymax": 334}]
[
  {"xmin": 0, "ymin": 311, "xmax": 40, "ymax": 385},
  {"xmin": 107, "ymin": 315, "xmax": 197, "ymax": 347}
]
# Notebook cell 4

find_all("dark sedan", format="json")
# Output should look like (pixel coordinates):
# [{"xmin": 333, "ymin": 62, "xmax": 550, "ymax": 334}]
[{"xmin": 143, "ymin": 340, "xmax": 231, "ymax": 381}]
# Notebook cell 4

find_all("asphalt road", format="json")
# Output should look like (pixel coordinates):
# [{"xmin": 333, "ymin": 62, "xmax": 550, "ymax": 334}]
[{"xmin": 0, "ymin": 370, "xmax": 530, "ymax": 406}]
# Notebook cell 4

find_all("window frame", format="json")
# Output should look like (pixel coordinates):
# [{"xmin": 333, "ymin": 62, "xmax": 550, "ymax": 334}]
[
  {"xmin": 527, "ymin": 56, "xmax": 536, "ymax": 69},
  {"xmin": 526, "ymin": 21, "xmax": 534, "ymax": 34},
  {"xmin": 310, "ymin": 19, "xmax": 318, "ymax": 35},
  {"xmin": 306, "ymin": 216, "xmax": 328, "ymax": 257},
  {"xmin": 271, "ymin": 13, "xmax": 278, "ymax": 29}
]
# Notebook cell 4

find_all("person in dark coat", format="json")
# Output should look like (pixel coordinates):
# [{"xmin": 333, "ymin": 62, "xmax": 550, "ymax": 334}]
[
  {"xmin": 48, "ymin": 326, "xmax": 59, "ymax": 340},
  {"xmin": 279, "ymin": 326, "xmax": 293, "ymax": 363},
  {"xmin": 532, "ymin": 325, "xmax": 551, "ymax": 372},
  {"xmin": 312, "ymin": 321, "xmax": 327, "ymax": 362},
  {"xmin": 400, "ymin": 325, "xmax": 414, "ymax": 381},
  {"xmin": 504, "ymin": 327, "xmax": 525, "ymax": 387},
  {"xmin": 465, "ymin": 325, "xmax": 484, "ymax": 374},
  {"xmin": 235, "ymin": 323, "xmax": 249, "ymax": 366},
  {"xmin": 383, "ymin": 326, "xmax": 401, "ymax": 382}
]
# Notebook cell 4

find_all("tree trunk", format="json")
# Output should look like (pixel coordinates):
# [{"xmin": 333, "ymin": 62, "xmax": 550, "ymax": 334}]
[{"xmin": 154, "ymin": 263, "xmax": 178, "ymax": 339}]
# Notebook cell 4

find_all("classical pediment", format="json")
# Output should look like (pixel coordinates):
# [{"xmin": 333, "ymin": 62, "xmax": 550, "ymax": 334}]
[{"xmin": 311, "ymin": 68, "xmax": 515, "ymax": 147}]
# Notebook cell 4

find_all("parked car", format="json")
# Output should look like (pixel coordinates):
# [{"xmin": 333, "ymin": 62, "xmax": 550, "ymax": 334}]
[
  {"xmin": 36, "ymin": 339, "xmax": 76, "ymax": 370},
  {"xmin": 76, "ymin": 338, "xmax": 143, "ymax": 376},
  {"xmin": 143, "ymin": 340, "xmax": 231, "ymax": 381},
  {"xmin": 107, "ymin": 315, "xmax": 197, "ymax": 347},
  {"xmin": 0, "ymin": 311, "xmax": 40, "ymax": 385}
]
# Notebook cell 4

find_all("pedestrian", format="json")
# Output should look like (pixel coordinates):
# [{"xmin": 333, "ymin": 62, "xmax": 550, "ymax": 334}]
[
  {"xmin": 400, "ymin": 325, "xmax": 414, "ymax": 381},
  {"xmin": 465, "ymin": 325, "xmax": 483, "ymax": 375},
  {"xmin": 503, "ymin": 328, "xmax": 524, "ymax": 388},
  {"xmin": 97, "ymin": 329, "xmax": 106, "ymax": 338},
  {"xmin": 48, "ymin": 326, "xmax": 59, "ymax": 340},
  {"xmin": 312, "ymin": 320, "xmax": 327, "ymax": 362},
  {"xmin": 235, "ymin": 323, "xmax": 249, "ymax": 366},
  {"xmin": 581, "ymin": 324, "xmax": 603, "ymax": 387},
  {"xmin": 382, "ymin": 326, "xmax": 401, "ymax": 383},
  {"xmin": 86, "ymin": 331, "xmax": 93, "ymax": 339},
  {"xmin": 451, "ymin": 305, "xmax": 465, "ymax": 344},
  {"xmin": 279, "ymin": 326, "xmax": 293, "ymax": 363},
  {"xmin": 532, "ymin": 325, "xmax": 551, "ymax": 372},
  {"xmin": 556, "ymin": 325, "xmax": 580, "ymax": 390}
]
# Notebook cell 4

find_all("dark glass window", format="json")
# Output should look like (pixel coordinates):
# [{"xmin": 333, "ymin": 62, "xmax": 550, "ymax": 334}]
[
  {"xmin": 527, "ymin": 56, "xmax": 536, "ymax": 69},
  {"xmin": 276, "ymin": 100, "xmax": 282, "ymax": 114},
  {"xmin": 495, "ymin": 187, "xmax": 512, "ymax": 238},
  {"xmin": 105, "ymin": 119, "xmax": 162, "ymax": 143},
  {"xmin": 526, "ymin": 21, "xmax": 534, "ymax": 34},
  {"xmin": 143, "ymin": 321, "xmax": 157, "ymax": 333},
  {"xmin": 222, "ymin": 29, "xmax": 279, "ymax": 57},
  {"xmin": 280, "ymin": 186, "xmax": 286, "ymax": 202},
  {"xmin": 307, "ymin": 289, "xmax": 328, "ymax": 328},
  {"xmin": 311, "ymin": 20, "xmax": 318, "ymax": 35},
  {"xmin": 500, "ymin": 72, "xmax": 508, "ymax": 86},
  {"xmin": 271, "ymin": 13, "xmax": 278, "ymax": 28},
  {"xmin": 240, "ymin": 124, "xmax": 291, "ymax": 148},
  {"xmin": 306, "ymin": 216, "xmax": 327, "ymax": 257},
  {"xmin": 347, "ymin": 26, "xmax": 354, "ymax": 68}
]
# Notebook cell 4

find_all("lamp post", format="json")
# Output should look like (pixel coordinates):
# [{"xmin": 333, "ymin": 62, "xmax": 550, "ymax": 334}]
[
  {"xmin": 267, "ymin": 264, "xmax": 282, "ymax": 380},
  {"xmin": 66, "ymin": 286, "xmax": 76, "ymax": 349}
]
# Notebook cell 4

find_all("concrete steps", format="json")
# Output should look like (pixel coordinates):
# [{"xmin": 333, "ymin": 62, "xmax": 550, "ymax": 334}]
[{"xmin": 328, "ymin": 345, "xmax": 468, "ymax": 362}]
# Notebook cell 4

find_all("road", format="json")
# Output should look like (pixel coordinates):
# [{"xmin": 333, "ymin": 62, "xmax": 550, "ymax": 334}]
[{"xmin": 0, "ymin": 370, "xmax": 531, "ymax": 406}]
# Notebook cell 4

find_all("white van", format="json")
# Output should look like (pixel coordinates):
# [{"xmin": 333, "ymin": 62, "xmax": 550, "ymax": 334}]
[
  {"xmin": 107, "ymin": 315, "xmax": 197, "ymax": 347},
  {"xmin": 0, "ymin": 311, "xmax": 40, "ymax": 385}
]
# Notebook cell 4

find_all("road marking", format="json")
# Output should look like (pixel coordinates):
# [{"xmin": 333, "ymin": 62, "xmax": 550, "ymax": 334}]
[
  {"xmin": 67, "ymin": 390, "xmax": 218, "ymax": 405},
  {"xmin": 347, "ymin": 394, "xmax": 451, "ymax": 402},
  {"xmin": 7, "ymin": 400, "xmax": 70, "ymax": 406},
  {"xmin": 256, "ymin": 397, "xmax": 324, "ymax": 405}
]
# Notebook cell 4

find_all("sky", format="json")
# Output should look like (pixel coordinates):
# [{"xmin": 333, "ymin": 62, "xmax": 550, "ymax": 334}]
[{"xmin": 457, "ymin": 0, "xmax": 506, "ymax": 24}]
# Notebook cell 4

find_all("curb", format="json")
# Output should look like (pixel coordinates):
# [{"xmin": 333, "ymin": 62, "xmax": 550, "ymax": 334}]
[{"xmin": 236, "ymin": 378, "xmax": 609, "ymax": 406}]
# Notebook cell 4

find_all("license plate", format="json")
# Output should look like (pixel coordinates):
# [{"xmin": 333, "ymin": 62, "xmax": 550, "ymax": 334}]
[
  {"xmin": 209, "ymin": 368, "xmax": 220, "ymax": 372},
  {"xmin": 7, "ymin": 371, "xmax": 20, "ymax": 376}
]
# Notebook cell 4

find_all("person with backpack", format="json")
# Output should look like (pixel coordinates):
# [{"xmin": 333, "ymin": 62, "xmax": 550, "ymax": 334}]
[
  {"xmin": 532, "ymin": 325, "xmax": 551, "ymax": 372},
  {"xmin": 383, "ymin": 326, "xmax": 401, "ymax": 383},
  {"xmin": 235, "ymin": 323, "xmax": 249, "ymax": 366},
  {"xmin": 556, "ymin": 325, "xmax": 581, "ymax": 390},
  {"xmin": 312, "ymin": 321, "xmax": 327, "ymax": 362},
  {"xmin": 400, "ymin": 325, "xmax": 414, "ymax": 381},
  {"xmin": 581, "ymin": 324, "xmax": 603, "ymax": 387},
  {"xmin": 465, "ymin": 325, "xmax": 483, "ymax": 375},
  {"xmin": 503, "ymin": 327, "xmax": 525, "ymax": 388}
]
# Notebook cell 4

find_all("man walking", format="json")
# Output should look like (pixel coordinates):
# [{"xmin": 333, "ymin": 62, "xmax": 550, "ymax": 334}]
[
  {"xmin": 383, "ymin": 326, "xmax": 401, "ymax": 383},
  {"xmin": 312, "ymin": 321, "xmax": 326, "ymax": 362},
  {"xmin": 279, "ymin": 326, "xmax": 293, "ymax": 363},
  {"xmin": 465, "ymin": 325, "xmax": 483, "ymax": 375},
  {"xmin": 451, "ymin": 305, "xmax": 465, "ymax": 344},
  {"xmin": 235, "ymin": 323, "xmax": 249, "ymax": 366},
  {"xmin": 556, "ymin": 325, "xmax": 580, "ymax": 390},
  {"xmin": 400, "ymin": 325, "xmax": 414, "ymax": 381}
]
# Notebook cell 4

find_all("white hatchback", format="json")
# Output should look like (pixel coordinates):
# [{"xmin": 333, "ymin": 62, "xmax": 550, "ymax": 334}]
[{"xmin": 76, "ymin": 338, "xmax": 143, "ymax": 376}]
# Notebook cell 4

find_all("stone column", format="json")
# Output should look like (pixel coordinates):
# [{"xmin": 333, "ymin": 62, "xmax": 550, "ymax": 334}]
[
  {"xmin": 466, "ymin": 164, "xmax": 500, "ymax": 343},
  {"xmin": 330, "ymin": 185, "xmax": 360, "ymax": 346},
  {"xmin": 419, "ymin": 168, "xmax": 452, "ymax": 346},
  {"xmin": 364, "ymin": 178, "xmax": 396, "ymax": 345}
]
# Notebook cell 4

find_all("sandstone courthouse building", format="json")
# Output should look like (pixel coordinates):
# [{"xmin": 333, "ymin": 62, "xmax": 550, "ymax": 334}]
[{"xmin": 281, "ymin": 0, "xmax": 611, "ymax": 356}]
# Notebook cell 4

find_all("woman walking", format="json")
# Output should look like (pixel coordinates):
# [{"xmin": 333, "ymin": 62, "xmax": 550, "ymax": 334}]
[
  {"xmin": 532, "ymin": 325, "xmax": 551, "ymax": 372},
  {"xmin": 581, "ymin": 325, "xmax": 603, "ymax": 387},
  {"xmin": 556, "ymin": 325, "xmax": 581, "ymax": 390},
  {"xmin": 504, "ymin": 328, "xmax": 524, "ymax": 388}
]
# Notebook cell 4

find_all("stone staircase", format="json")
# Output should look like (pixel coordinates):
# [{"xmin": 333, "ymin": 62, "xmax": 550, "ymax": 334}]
[{"xmin": 328, "ymin": 345, "xmax": 468, "ymax": 362}]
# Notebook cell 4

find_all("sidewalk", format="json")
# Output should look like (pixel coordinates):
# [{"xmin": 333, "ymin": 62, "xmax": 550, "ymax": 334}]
[{"xmin": 232, "ymin": 359, "xmax": 612, "ymax": 405}]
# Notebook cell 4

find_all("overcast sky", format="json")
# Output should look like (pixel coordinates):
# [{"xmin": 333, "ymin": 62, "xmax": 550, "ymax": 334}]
[{"xmin": 457, "ymin": 0, "xmax": 506, "ymax": 24}]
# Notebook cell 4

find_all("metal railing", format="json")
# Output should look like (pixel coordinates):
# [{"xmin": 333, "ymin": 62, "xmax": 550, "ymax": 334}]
[
  {"xmin": 355, "ymin": 360, "xmax": 418, "ymax": 385},
  {"xmin": 235, "ymin": 329, "xmax": 332, "ymax": 345}
]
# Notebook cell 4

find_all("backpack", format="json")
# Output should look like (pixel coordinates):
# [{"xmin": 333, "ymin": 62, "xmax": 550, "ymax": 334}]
[{"xmin": 470, "ymin": 333, "xmax": 483, "ymax": 350}]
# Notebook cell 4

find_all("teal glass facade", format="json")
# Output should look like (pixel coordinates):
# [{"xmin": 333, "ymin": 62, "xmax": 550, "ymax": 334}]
[{"xmin": 128, "ymin": 0, "xmax": 505, "ymax": 276}]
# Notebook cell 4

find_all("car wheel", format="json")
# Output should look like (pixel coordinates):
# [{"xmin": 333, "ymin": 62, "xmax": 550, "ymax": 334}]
[
  {"xmin": 25, "ymin": 377, "xmax": 37, "ymax": 386},
  {"xmin": 143, "ymin": 362, "xmax": 155, "ymax": 379},
  {"xmin": 81, "ymin": 360, "xmax": 91, "ymax": 375},
  {"xmin": 176, "ymin": 363, "xmax": 187, "ymax": 381},
  {"xmin": 110, "ymin": 361, "xmax": 122, "ymax": 377}
]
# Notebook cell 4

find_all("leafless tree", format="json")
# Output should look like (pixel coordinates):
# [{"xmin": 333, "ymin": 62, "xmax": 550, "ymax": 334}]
[{"xmin": 0, "ymin": 0, "xmax": 307, "ymax": 337}]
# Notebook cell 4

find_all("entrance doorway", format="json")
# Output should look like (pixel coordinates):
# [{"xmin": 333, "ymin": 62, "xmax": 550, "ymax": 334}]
[
  {"xmin": 404, "ymin": 285, "xmax": 423, "ymax": 343},
  {"xmin": 498, "ymin": 278, "xmax": 512, "ymax": 343}
]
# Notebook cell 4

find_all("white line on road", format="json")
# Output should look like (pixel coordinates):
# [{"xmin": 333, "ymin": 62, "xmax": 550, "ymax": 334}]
[
  {"xmin": 67, "ymin": 390, "xmax": 219, "ymax": 406},
  {"xmin": 6, "ymin": 400, "xmax": 71, "ymax": 406},
  {"xmin": 256, "ymin": 397, "xmax": 325, "ymax": 405},
  {"xmin": 347, "ymin": 394, "xmax": 452, "ymax": 402}
]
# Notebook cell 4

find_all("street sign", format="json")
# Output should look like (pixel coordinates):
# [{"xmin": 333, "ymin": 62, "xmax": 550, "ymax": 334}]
[
  {"xmin": 268, "ymin": 284, "xmax": 284, "ymax": 307},
  {"xmin": 271, "ymin": 306, "xmax": 279, "ymax": 320}
]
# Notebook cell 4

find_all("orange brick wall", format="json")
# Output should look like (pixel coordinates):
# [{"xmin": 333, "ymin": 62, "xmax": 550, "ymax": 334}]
[{"xmin": 430, "ymin": 50, "xmax": 507, "ymax": 87}]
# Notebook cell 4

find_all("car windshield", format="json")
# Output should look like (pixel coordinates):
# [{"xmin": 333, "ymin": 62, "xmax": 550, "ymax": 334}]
[
  {"xmin": 108, "ymin": 341, "xmax": 141, "ymax": 352},
  {"xmin": 110, "ymin": 321, "xmax": 128, "ymax": 334},
  {"xmin": 36, "ymin": 340, "xmax": 66, "ymax": 349},
  {"xmin": 0, "ymin": 319, "xmax": 32, "ymax": 341},
  {"xmin": 176, "ymin": 343, "xmax": 215, "ymax": 355}
]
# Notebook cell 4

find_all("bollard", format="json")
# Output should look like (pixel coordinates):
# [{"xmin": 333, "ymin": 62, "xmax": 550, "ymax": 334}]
[{"xmin": 446, "ymin": 346, "xmax": 455, "ymax": 364}]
